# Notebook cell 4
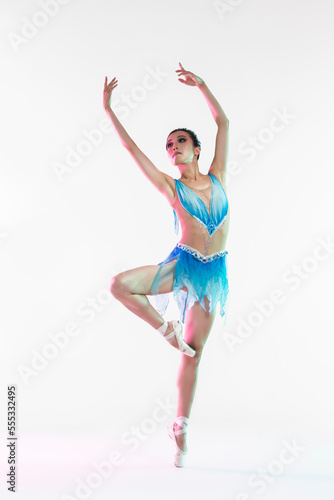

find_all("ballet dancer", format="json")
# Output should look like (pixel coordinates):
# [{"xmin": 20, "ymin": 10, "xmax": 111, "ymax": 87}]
[{"xmin": 104, "ymin": 62, "xmax": 230, "ymax": 467}]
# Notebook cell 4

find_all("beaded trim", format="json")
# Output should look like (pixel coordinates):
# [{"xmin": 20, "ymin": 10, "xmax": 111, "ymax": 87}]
[
  {"xmin": 192, "ymin": 214, "xmax": 227, "ymax": 255},
  {"xmin": 177, "ymin": 242, "xmax": 227, "ymax": 263}
]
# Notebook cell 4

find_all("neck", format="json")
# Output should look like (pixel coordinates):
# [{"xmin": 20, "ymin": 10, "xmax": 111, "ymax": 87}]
[{"xmin": 178, "ymin": 161, "xmax": 201, "ymax": 181}]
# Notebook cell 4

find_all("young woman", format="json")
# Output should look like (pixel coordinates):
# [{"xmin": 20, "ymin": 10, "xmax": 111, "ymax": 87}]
[{"xmin": 104, "ymin": 63, "xmax": 230, "ymax": 467}]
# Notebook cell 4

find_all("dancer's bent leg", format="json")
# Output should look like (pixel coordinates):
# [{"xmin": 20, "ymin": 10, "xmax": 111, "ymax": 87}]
[
  {"xmin": 110, "ymin": 264, "xmax": 182, "ymax": 349},
  {"xmin": 174, "ymin": 298, "xmax": 216, "ymax": 451},
  {"xmin": 110, "ymin": 264, "xmax": 171, "ymax": 328}
]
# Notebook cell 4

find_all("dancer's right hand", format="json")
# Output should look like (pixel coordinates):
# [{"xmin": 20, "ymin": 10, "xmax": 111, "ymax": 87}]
[{"xmin": 103, "ymin": 76, "xmax": 118, "ymax": 110}]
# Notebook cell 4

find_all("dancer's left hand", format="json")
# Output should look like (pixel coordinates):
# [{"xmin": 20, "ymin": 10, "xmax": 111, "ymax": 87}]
[{"xmin": 175, "ymin": 62, "xmax": 204, "ymax": 87}]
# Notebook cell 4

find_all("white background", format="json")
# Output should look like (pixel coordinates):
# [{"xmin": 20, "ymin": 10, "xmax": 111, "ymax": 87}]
[{"xmin": 1, "ymin": 0, "xmax": 334, "ymax": 498}]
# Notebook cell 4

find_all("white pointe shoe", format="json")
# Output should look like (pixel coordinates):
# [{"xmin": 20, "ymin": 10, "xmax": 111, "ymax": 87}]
[
  {"xmin": 157, "ymin": 320, "xmax": 196, "ymax": 357},
  {"xmin": 167, "ymin": 416, "xmax": 189, "ymax": 468}
]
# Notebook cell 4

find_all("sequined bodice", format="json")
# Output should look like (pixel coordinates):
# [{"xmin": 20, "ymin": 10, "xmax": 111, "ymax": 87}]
[{"xmin": 173, "ymin": 173, "xmax": 228, "ymax": 256}]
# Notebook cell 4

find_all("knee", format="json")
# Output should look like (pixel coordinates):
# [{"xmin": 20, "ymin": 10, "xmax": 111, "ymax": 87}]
[
  {"xmin": 109, "ymin": 273, "xmax": 127, "ymax": 298},
  {"xmin": 193, "ymin": 347, "xmax": 204, "ymax": 365},
  {"xmin": 185, "ymin": 346, "xmax": 203, "ymax": 366}
]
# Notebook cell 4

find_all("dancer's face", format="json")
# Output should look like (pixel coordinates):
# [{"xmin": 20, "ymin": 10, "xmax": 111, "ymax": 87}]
[{"xmin": 166, "ymin": 131, "xmax": 199, "ymax": 164}]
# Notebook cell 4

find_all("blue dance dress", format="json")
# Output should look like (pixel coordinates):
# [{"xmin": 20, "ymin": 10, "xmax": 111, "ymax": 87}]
[{"xmin": 151, "ymin": 173, "xmax": 229, "ymax": 324}]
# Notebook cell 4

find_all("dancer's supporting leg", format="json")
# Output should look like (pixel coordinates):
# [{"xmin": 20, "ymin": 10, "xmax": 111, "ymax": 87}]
[{"xmin": 174, "ymin": 297, "xmax": 216, "ymax": 452}]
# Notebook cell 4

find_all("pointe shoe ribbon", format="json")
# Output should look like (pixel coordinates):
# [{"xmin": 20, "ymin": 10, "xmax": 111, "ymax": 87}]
[
  {"xmin": 157, "ymin": 320, "xmax": 196, "ymax": 357},
  {"xmin": 167, "ymin": 416, "xmax": 189, "ymax": 468}
]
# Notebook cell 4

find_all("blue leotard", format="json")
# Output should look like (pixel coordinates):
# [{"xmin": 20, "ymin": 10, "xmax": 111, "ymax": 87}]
[
  {"xmin": 173, "ymin": 173, "xmax": 228, "ymax": 256},
  {"xmin": 151, "ymin": 172, "xmax": 230, "ymax": 323}
]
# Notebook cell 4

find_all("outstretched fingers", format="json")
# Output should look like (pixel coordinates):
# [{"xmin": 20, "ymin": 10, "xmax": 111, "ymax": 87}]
[
  {"xmin": 175, "ymin": 65, "xmax": 188, "ymax": 84},
  {"xmin": 103, "ymin": 76, "xmax": 118, "ymax": 108},
  {"xmin": 105, "ymin": 76, "xmax": 118, "ymax": 90}
]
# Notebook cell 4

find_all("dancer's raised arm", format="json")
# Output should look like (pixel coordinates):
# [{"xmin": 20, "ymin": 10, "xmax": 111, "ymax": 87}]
[
  {"xmin": 103, "ymin": 76, "xmax": 174, "ymax": 203},
  {"xmin": 176, "ymin": 63, "xmax": 229, "ymax": 184}
]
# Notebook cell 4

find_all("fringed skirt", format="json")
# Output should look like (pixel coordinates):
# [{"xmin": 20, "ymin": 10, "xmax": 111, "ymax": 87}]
[{"xmin": 151, "ymin": 242, "xmax": 229, "ymax": 324}]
